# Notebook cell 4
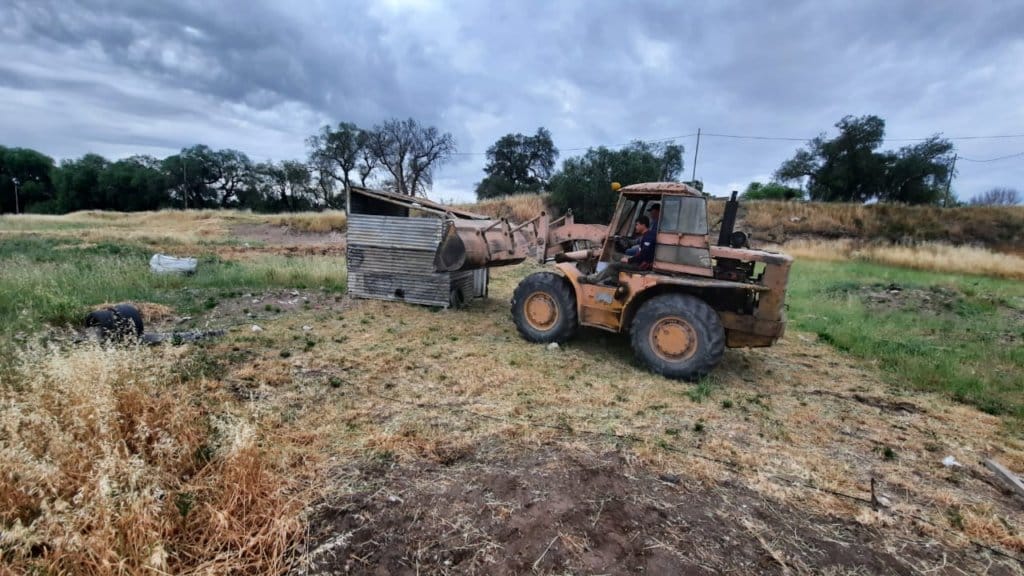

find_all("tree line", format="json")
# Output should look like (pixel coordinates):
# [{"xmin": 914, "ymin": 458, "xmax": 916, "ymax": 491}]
[
  {"xmin": 1, "ymin": 113, "xmax": 1017, "ymax": 216},
  {"xmin": 474, "ymin": 115, "xmax": 1019, "ymax": 217},
  {"xmin": 0, "ymin": 118, "xmax": 456, "ymax": 214}
]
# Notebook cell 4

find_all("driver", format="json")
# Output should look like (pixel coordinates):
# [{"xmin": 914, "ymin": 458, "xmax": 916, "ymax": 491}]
[
  {"xmin": 625, "ymin": 203, "xmax": 660, "ymax": 257},
  {"xmin": 581, "ymin": 215, "xmax": 655, "ymax": 285}
]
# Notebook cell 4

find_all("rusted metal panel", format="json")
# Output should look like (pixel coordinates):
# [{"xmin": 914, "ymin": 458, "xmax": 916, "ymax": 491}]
[
  {"xmin": 347, "ymin": 215, "xmax": 446, "ymax": 251},
  {"xmin": 472, "ymin": 268, "xmax": 488, "ymax": 298},
  {"xmin": 349, "ymin": 271, "xmax": 453, "ymax": 307},
  {"xmin": 346, "ymin": 246, "xmax": 437, "ymax": 276}
]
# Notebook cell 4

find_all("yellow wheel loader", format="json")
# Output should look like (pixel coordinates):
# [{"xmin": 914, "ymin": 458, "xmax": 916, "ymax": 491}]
[{"xmin": 508, "ymin": 182, "xmax": 792, "ymax": 380}]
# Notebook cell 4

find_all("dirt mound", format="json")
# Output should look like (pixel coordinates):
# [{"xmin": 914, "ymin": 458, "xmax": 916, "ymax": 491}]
[
  {"xmin": 860, "ymin": 282, "xmax": 963, "ymax": 314},
  {"xmin": 300, "ymin": 447, "xmax": 985, "ymax": 575}
]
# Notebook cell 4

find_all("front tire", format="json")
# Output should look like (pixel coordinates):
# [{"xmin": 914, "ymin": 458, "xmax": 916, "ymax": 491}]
[
  {"xmin": 511, "ymin": 272, "xmax": 578, "ymax": 343},
  {"xmin": 630, "ymin": 293, "xmax": 725, "ymax": 380}
]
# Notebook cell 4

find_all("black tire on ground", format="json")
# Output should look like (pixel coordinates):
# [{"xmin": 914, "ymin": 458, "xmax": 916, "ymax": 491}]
[
  {"xmin": 84, "ymin": 304, "xmax": 144, "ymax": 341},
  {"xmin": 511, "ymin": 272, "xmax": 578, "ymax": 343},
  {"xmin": 630, "ymin": 293, "xmax": 725, "ymax": 380},
  {"xmin": 450, "ymin": 286, "xmax": 466, "ymax": 309}
]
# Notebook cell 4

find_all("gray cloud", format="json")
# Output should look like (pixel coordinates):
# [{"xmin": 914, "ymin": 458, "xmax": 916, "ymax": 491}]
[{"xmin": 1, "ymin": 0, "xmax": 1021, "ymax": 201}]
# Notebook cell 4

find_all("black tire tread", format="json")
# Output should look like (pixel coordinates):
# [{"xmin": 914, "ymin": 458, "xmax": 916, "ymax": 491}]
[
  {"xmin": 511, "ymin": 272, "xmax": 578, "ymax": 343},
  {"xmin": 630, "ymin": 293, "xmax": 725, "ymax": 380}
]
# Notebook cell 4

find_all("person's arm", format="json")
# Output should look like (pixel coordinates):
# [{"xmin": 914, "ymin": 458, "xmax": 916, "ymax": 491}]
[{"xmin": 628, "ymin": 230, "xmax": 656, "ymax": 264}]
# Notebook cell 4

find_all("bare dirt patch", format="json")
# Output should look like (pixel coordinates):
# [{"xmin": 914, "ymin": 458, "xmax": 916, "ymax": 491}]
[
  {"xmin": 301, "ymin": 446, "xmax": 1006, "ymax": 575},
  {"xmin": 230, "ymin": 223, "xmax": 346, "ymax": 257},
  {"xmin": 849, "ymin": 282, "xmax": 963, "ymax": 315}
]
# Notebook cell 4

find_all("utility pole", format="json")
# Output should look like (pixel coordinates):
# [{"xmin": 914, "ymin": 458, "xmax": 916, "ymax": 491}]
[
  {"xmin": 11, "ymin": 177, "xmax": 20, "ymax": 215},
  {"xmin": 183, "ymin": 154, "xmax": 189, "ymax": 210},
  {"xmin": 691, "ymin": 128, "xmax": 701, "ymax": 184},
  {"xmin": 944, "ymin": 153, "xmax": 957, "ymax": 207}
]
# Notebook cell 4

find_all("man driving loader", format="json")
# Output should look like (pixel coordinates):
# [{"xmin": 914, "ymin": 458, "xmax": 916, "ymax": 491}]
[
  {"xmin": 580, "ymin": 214, "xmax": 656, "ymax": 285},
  {"xmin": 625, "ymin": 202, "xmax": 660, "ymax": 257}
]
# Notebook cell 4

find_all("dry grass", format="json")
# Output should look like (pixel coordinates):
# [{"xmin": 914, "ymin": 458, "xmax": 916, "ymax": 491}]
[
  {"xmin": 453, "ymin": 194, "xmax": 549, "ymax": 223},
  {"xmin": 268, "ymin": 263, "xmax": 1024, "ymax": 564},
  {"xmin": 450, "ymin": 194, "xmax": 1023, "ymax": 252},
  {"xmin": 717, "ymin": 200, "xmax": 1024, "ymax": 250},
  {"xmin": 0, "ymin": 343, "xmax": 318, "ymax": 574},
  {"xmin": 0, "ymin": 209, "xmax": 346, "ymax": 246},
  {"xmin": 265, "ymin": 211, "xmax": 347, "ymax": 234},
  {"xmin": 782, "ymin": 239, "xmax": 1024, "ymax": 280}
]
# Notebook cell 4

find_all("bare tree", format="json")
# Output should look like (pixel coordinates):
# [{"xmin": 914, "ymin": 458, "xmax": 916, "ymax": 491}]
[
  {"xmin": 969, "ymin": 187, "xmax": 1020, "ymax": 206},
  {"xmin": 306, "ymin": 122, "xmax": 363, "ymax": 207},
  {"xmin": 364, "ymin": 118, "xmax": 456, "ymax": 196}
]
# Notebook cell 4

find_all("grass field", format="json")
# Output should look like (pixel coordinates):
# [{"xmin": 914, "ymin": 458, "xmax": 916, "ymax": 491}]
[
  {"xmin": 788, "ymin": 260, "xmax": 1024, "ymax": 420},
  {"xmin": 2, "ymin": 210, "xmax": 1024, "ymax": 574}
]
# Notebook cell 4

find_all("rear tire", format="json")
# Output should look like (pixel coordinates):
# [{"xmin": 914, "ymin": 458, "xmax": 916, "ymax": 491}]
[
  {"xmin": 630, "ymin": 293, "xmax": 724, "ymax": 380},
  {"xmin": 511, "ymin": 272, "xmax": 578, "ymax": 343}
]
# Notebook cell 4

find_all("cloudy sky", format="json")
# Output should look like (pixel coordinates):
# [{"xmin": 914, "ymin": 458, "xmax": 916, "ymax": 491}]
[{"xmin": 2, "ymin": 0, "xmax": 1022, "ymax": 202}]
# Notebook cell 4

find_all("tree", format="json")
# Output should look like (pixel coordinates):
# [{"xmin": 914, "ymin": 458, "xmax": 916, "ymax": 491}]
[
  {"xmin": 879, "ymin": 137, "xmax": 955, "ymax": 205},
  {"xmin": 775, "ymin": 115, "xmax": 956, "ymax": 205},
  {"xmin": 253, "ymin": 160, "xmax": 315, "ymax": 212},
  {"xmin": 162, "ymin": 145, "xmax": 223, "ymax": 209},
  {"xmin": 0, "ymin": 146, "xmax": 56, "ymax": 213},
  {"xmin": 52, "ymin": 153, "xmax": 110, "ymax": 212},
  {"xmin": 97, "ymin": 156, "xmax": 170, "ymax": 211},
  {"xmin": 969, "ymin": 187, "xmax": 1021, "ymax": 206},
  {"xmin": 742, "ymin": 181, "xmax": 803, "ymax": 201},
  {"xmin": 549, "ymin": 141, "xmax": 684, "ymax": 223},
  {"xmin": 306, "ymin": 122, "xmax": 366, "ymax": 207},
  {"xmin": 776, "ymin": 115, "xmax": 888, "ymax": 202},
  {"xmin": 207, "ymin": 149, "xmax": 255, "ymax": 208},
  {"xmin": 475, "ymin": 127, "xmax": 558, "ymax": 199},
  {"xmin": 364, "ymin": 118, "xmax": 456, "ymax": 196}
]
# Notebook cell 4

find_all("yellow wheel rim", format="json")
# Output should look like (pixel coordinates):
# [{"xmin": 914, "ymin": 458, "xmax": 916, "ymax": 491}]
[
  {"xmin": 524, "ymin": 291, "xmax": 559, "ymax": 331},
  {"xmin": 650, "ymin": 316, "xmax": 698, "ymax": 361}
]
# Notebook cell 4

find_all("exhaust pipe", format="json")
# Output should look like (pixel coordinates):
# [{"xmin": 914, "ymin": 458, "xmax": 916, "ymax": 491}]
[{"xmin": 718, "ymin": 190, "xmax": 739, "ymax": 247}]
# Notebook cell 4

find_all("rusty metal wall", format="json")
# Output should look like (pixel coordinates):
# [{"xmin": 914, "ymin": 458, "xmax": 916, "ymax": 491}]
[
  {"xmin": 347, "ymin": 215, "xmax": 446, "ymax": 250},
  {"xmin": 347, "ymin": 214, "xmax": 488, "ymax": 308},
  {"xmin": 473, "ymin": 268, "xmax": 488, "ymax": 298}
]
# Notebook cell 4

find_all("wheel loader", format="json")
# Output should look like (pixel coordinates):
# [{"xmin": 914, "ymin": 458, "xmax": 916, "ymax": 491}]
[
  {"xmin": 424, "ymin": 180, "xmax": 790, "ymax": 379},
  {"xmin": 506, "ymin": 182, "xmax": 793, "ymax": 380}
]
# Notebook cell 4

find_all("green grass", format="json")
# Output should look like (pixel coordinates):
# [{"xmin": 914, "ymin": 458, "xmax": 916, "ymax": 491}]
[
  {"xmin": 0, "ymin": 236, "xmax": 346, "ymax": 348},
  {"xmin": 788, "ymin": 260, "xmax": 1024, "ymax": 420}
]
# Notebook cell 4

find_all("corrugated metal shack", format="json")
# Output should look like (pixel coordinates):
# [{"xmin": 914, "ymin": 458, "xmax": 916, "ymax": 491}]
[{"xmin": 346, "ymin": 187, "xmax": 492, "ymax": 308}]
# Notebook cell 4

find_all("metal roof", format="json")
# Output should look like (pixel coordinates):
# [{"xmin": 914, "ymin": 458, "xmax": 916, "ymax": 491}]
[
  {"xmin": 349, "ymin": 186, "xmax": 489, "ymax": 219},
  {"xmin": 620, "ymin": 182, "xmax": 703, "ymax": 197}
]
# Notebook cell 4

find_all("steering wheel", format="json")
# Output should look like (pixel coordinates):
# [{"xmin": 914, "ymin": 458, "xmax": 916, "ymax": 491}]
[{"xmin": 612, "ymin": 235, "xmax": 632, "ymax": 252}]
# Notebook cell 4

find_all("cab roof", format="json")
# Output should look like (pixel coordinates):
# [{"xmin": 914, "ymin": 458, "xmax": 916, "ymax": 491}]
[{"xmin": 619, "ymin": 182, "xmax": 703, "ymax": 197}]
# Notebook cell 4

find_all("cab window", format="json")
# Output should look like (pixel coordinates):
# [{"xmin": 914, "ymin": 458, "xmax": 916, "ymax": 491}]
[
  {"xmin": 613, "ymin": 198, "xmax": 640, "ymax": 236},
  {"xmin": 659, "ymin": 196, "xmax": 707, "ymax": 235}
]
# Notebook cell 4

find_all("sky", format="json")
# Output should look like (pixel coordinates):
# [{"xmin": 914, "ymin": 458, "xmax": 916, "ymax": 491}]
[{"xmin": 1, "ymin": 0, "xmax": 1022, "ymax": 203}]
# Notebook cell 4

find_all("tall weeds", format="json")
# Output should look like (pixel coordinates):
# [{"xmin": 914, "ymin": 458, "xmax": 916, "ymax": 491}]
[
  {"xmin": 784, "ymin": 239, "xmax": 1024, "ymax": 280},
  {"xmin": 0, "ymin": 344, "xmax": 306, "ymax": 574},
  {"xmin": 454, "ymin": 194, "xmax": 548, "ymax": 223}
]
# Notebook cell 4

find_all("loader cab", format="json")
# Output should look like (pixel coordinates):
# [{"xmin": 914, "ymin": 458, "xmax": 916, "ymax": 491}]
[{"xmin": 603, "ymin": 182, "xmax": 714, "ymax": 278}]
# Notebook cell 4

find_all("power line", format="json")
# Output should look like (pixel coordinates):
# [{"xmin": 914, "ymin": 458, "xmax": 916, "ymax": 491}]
[
  {"xmin": 959, "ymin": 151, "xmax": 1024, "ymax": 163},
  {"xmin": 452, "ymin": 133, "xmax": 699, "ymax": 156},
  {"xmin": 451, "ymin": 131, "xmax": 1024, "ymax": 156}
]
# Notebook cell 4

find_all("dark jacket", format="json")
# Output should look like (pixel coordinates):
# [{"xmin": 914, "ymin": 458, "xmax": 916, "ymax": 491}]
[{"xmin": 628, "ymin": 227, "xmax": 657, "ymax": 267}]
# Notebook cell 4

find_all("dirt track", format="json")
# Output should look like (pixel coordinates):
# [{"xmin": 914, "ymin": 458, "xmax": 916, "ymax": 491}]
[{"xmin": 302, "ymin": 447, "xmax": 1015, "ymax": 575}]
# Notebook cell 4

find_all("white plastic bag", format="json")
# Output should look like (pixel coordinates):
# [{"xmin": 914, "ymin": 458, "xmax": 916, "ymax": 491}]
[{"xmin": 150, "ymin": 254, "xmax": 198, "ymax": 275}]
